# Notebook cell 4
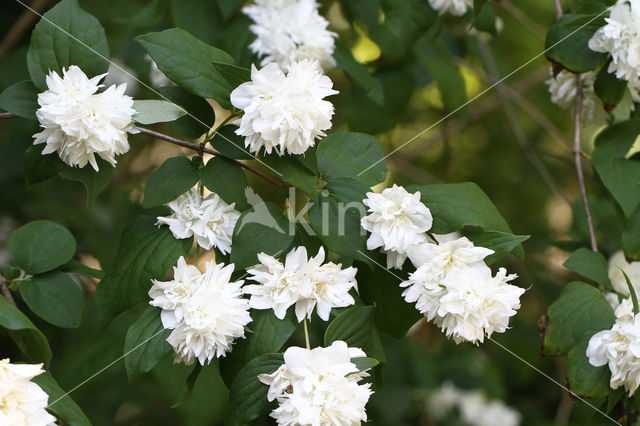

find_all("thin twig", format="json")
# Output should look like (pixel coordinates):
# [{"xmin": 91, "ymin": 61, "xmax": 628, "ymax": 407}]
[
  {"xmin": 553, "ymin": 0, "xmax": 563, "ymax": 19},
  {"xmin": 476, "ymin": 37, "xmax": 570, "ymax": 203},
  {"xmin": 135, "ymin": 126, "xmax": 288, "ymax": 188},
  {"xmin": 0, "ymin": 113, "xmax": 18, "ymax": 119},
  {"xmin": 1, "ymin": 281, "xmax": 16, "ymax": 306},
  {"xmin": 573, "ymin": 76, "xmax": 598, "ymax": 252}
]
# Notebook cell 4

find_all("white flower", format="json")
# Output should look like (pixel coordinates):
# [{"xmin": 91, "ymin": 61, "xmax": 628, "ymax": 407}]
[
  {"xmin": 33, "ymin": 65, "xmax": 136, "ymax": 171},
  {"xmin": 401, "ymin": 238, "xmax": 494, "ymax": 321},
  {"xmin": 608, "ymin": 250, "xmax": 640, "ymax": 297},
  {"xmin": 149, "ymin": 257, "xmax": 251, "ymax": 365},
  {"xmin": 230, "ymin": 60, "xmax": 337, "ymax": 156},
  {"xmin": 0, "ymin": 359, "xmax": 56, "ymax": 426},
  {"xmin": 145, "ymin": 54, "xmax": 172, "ymax": 88},
  {"xmin": 244, "ymin": 246, "xmax": 357, "ymax": 322},
  {"xmin": 428, "ymin": 382, "xmax": 521, "ymax": 426},
  {"xmin": 258, "ymin": 341, "xmax": 373, "ymax": 425},
  {"xmin": 428, "ymin": 0, "xmax": 473, "ymax": 16},
  {"xmin": 436, "ymin": 265, "xmax": 524, "ymax": 344},
  {"xmin": 244, "ymin": 0, "xmax": 337, "ymax": 70},
  {"xmin": 589, "ymin": 1, "xmax": 640, "ymax": 93},
  {"xmin": 361, "ymin": 184, "xmax": 433, "ymax": 269},
  {"xmin": 546, "ymin": 69, "xmax": 603, "ymax": 122},
  {"xmin": 157, "ymin": 187, "xmax": 240, "ymax": 253},
  {"xmin": 587, "ymin": 312, "xmax": 640, "ymax": 395}
]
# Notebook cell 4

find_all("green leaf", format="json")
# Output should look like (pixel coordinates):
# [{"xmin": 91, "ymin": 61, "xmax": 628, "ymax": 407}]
[
  {"xmin": 465, "ymin": 231, "xmax": 530, "ymax": 264},
  {"xmin": 309, "ymin": 178, "xmax": 371, "ymax": 265},
  {"xmin": 199, "ymin": 156, "xmax": 249, "ymax": 210},
  {"xmin": 563, "ymin": 247, "xmax": 613, "ymax": 290},
  {"xmin": 592, "ymin": 119, "xmax": 640, "ymax": 217},
  {"xmin": 334, "ymin": 43, "xmax": 384, "ymax": 105},
  {"xmin": 473, "ymin": 2, "xmax": 500, "ymax": 35},
  {"xmin": 0, "ymin": 80, "xmax": 38, "ymax": 120},
  {"xmin": 23, "ymin": 144, "xmax": 65, "ymax": 188},
  {"xmin": 544, "ymin": 281, "xmax": 615, "ymax": 356},
  {"xmin": 133, "ymin": 100, "xmax": 187, "ymax": 125},
  {"xmin": 352, "ymin": 357, "xmax": 380, "ymax": 372},
  {"xmin": 324, "ymin": 305, "xmax": 386, "ymax": 363},
  {"xmin": 317, "ymin": 132, "xmax": 387, "ymax": 188},
  {"xmin": 158, "ymin": 85, "xmax": 215, "ymax": 139},
  {"xmin": 0, "ymin": 296, "xmax": 52, "ymax": 365},
  {"xmin": 262, "ymin": 153, "xmax": 318, "ymax": 198},
  {"xmin": 26, "ymin": 0, "xmax": 109, "ymax": 90},
  {"xmin": 545, "ymin": 14, "xmax": 608, "ymax": 73},
  {"xmin": 124, "ymin": 306, "xmax": 171, "ymax": 383},
  {"xmin": 136, "ymin": 28, "xmax": 235, "ymax": 109},
  {"xmin": 474, "ymin": 0, "xmax": 489, "ymax": 17},
  {"xmin": 8, "ymin": 220, "xmax": 76, "ymax": 275},
  {"xmin": 623, "ymin": 207, "xmax": 640, "ymax": 261},
  {"xmin": 95, "ymin": 216, "xmax": 192, "ymax": 326},
  {"xmin": 59, "ymin": 159, "xmax": 115, "ymax": 207},
  {"xmin": 143, "ymin": 156, "xmax": 199, "ymax": 208},
  {"xmin": 622, "ymin": 270, "xmax": 640, "ymax": 314},
  {"xmin": 19, "ymin": 271, "xmax": 84, "ymax": 328},
  {"xmin": 356, "ymin": 258, "xmax": 421, "ymax": 339},
  {"xmin": 231, "ymin": 202, "xmax": 294, "ymax": 270},
  {"xmin": 595, "ymin": 60, "xmax": 628, "ymax": 108},
  {"xmin": 220, "ymin": 310, "xmax": 296, "ymax": 387},
  {"xmin": 211, "ymin": 62, "xmax": 250, "ymax": 89},
  {"xmin": 209, "ymin": 126, "xmax": 252, "ymax": 159},
  {"xmin": 409, "ymin": 182, "xmax": 524, "ymax": 258},
  {"xmin": 566, "ymin": 334, "xmax": 611, "ymax": 398},
  {"xmin": 226, "ymin": 353, "xmax": 284, "ymax": 426},
  {"xmin": 33, "ymin": 372, "xmax": 91, "ymax": 426}
]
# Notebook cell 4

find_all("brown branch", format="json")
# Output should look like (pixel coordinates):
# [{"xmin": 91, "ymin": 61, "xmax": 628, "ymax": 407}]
[
  {"xmin": 573, "ymin": 76, "xmax": 598, "ymax": 252},
  {"xmin": 553, "ymin": 0, "xmax": 563, "ymax": 19},
  {"xmin": 1, "ymin": 281, "xmax": 16, "ymax": 306},
  {"xmin": 135, "ymin": 126, "xmax": 288, "ymax": 188},
  {"xmin": 0, "ymin": 0, "xmax": 52, "ymax": 61},
  {"xmin": 0, "ymin": 113, "xmax": 18, "ymax": 119}
]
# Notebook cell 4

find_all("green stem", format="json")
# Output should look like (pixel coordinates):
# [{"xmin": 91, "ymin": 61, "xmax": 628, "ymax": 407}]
[{"xmin": 303, "ymin": 318, "xmax": 311, "ymax": 350}]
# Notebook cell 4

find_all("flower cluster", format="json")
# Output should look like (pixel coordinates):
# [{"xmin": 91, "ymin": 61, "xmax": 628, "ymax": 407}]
[
  {"xmin": 149, "ymin": 257, "xmax": 251, "ymax": 365},
  {"xmin": 243, "ymin": 0, "xmax": 337, "ymax": 70},
  {"xmin": 0, "ymin": 359, "xmax": 56, "ymax": 425},
  {"xmin": 427, "ymin": 382, "xmax": 521, "ymax": 426},
  {"xmin": 428, "ymin": 0, "xmax": 473, "ymax": 16},
  {"xmin": 361, "ymin": 184, "xmax": 433, "ymax": 269},
  {"xmin": 361, "ymin": 185, "xmax": 524, "ymax": 344},
  {"xmin": 33, "ymin": 65, "xmax": 136, "ymax": 171},
  {"xmin": 546, "ymin": 69, "xmax": 603, "ymax": 123},
  {"xmin": 157, "ymin": 187, "xmax": 240, "ymax": 254},
  {"xmin": 230, "ymin": 60, "xmax": 337, "ymax": 156},
  {"xmin": 587, "ymin": 299, "xmax": 640, "ymax": 395},
  {"xmin": 589, "ymin": 0, "xmax": 640, "ymax": 99},
  {"xmin": 259, "ymin": 341, "xmax": 373, "ymax": 425},
  {"xmin": 244, "ymin": 246, "xmax": 357, "ymax": 322}
]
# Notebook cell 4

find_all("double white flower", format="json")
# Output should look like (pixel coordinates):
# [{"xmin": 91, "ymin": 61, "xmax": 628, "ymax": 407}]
[
  {"xmin": 589, "ymin": 0, "xmax": 640, "ymax": 99},
  {"xmin": 157, "ymin": 187, "xmax": 240, "ymax": 254},
  {"xmin": 230, "ymin": 60, "xmax": 337, "ymax": 156},
  {"xmin": 149, "ymin": 257, "xmax": 251, "ymax": 365},
  {"xmin": 361, "ymin": 184, "xmax": 434, "ymax": 269},
  {"xmin": 33, "ymin": 65, "xmax": 136, "ymax": 171},
  {"xmin": 259, "ymin": 341, "xmax": 373, "ymax": 425},
  {"xmin": 428, "ymin": 0, "xmax": 473, "ymax": 16},
  {"xmin": 0, "ymin": 359, "xmax": 56, "ymax": 426},
  {"xmin": 546, "ymin": 69, "xmax": 603, "ymax": 123},
  {"xmin": 244, "ymin": 246, "xmax": 358, "ymax": 322},
  {"xmin": 402, "ymin": 238, "xmax": 524, "ymax": 344},
  {"xmin": 244, "ymin": 0, "xmax": 337, "ymax": 70}
]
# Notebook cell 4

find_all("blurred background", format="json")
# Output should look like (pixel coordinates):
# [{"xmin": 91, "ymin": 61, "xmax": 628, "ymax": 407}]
[{"xmin": 0, "ymin": 0, "xmax": 620, "ymax": 424}]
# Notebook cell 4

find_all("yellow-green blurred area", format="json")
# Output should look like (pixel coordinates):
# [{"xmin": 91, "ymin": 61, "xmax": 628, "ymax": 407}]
[{"xmin": 0, "ymin": 0, "xmax": 618, "ymax": 425}]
